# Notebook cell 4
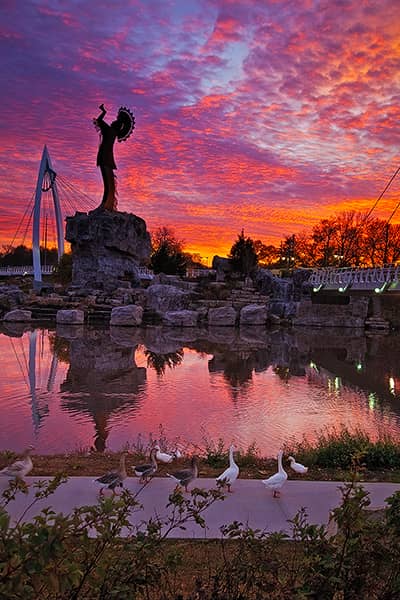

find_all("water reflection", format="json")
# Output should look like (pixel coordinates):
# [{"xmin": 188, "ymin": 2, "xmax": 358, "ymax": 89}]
[
  {"xmin": 59, "ymin": 327, "xmax": 146, "ymax": 451},
  {"xmin": 1, "ymin": 323, "xmax": 400, "ymax": 454},
  {"xmin": 144, "ymin": 349, "xmax": 184, "ymax": 376},
  {"xmin": 3, "ymin": 325, "xmax": 51, "ymax": 433}
]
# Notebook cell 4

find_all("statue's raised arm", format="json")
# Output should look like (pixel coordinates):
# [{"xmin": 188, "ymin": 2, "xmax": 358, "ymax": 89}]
[{"xmin": 93, "ymin": 104, "xmax": 135, "ymax": 211}]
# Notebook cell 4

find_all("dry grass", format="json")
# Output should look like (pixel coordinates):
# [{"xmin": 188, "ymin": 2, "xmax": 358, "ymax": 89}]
[
  {"xmin": 1, "ymin": 450, "xmax": 400, "ymax": 482},
  {"xmin": 115, "ymin": 538, "xmax": 297, "ymax": 598}
]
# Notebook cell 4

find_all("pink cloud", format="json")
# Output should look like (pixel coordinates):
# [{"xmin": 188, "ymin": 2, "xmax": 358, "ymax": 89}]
[{"xmin": 0, "ymin": 0, "xmax": 400, "ymax": 257}]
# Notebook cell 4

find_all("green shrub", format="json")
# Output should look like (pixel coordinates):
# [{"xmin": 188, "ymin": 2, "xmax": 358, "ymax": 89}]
[
  {"xmin": 203, "ymin": 436, "xmax": 227, "ymax": 468},
  {"xmin": 285, "ymin": 426, "xmax": 400, "ymax": 471},
  {"xmin": 235, "ymin": 442, "xmax": 260, "ymax": 468}
]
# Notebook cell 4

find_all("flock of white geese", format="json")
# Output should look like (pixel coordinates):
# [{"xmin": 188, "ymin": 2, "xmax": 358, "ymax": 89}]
[{"xmin": 0, "ymin": 444, "xmax": 308, "ymax": 498}]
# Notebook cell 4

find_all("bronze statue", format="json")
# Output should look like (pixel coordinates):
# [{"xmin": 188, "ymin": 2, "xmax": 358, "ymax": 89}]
[{"xmin": 93, "ymin": 103, "xmax": 135, "ymax": 211}]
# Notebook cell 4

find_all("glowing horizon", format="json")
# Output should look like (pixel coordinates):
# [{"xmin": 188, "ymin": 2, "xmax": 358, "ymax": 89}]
[{"xmin": 1, "ymin": 0, "xmax": 400, "ymax": 259}]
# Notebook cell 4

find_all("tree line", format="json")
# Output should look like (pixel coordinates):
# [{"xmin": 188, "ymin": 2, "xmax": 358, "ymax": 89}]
[
  {"xmin": 2, "ymin": 210, "xmax": 399, "ymax": 276},
  {"xmin": 0, "ymin": 245, "xmax": 59, "ymax": 268},
  {"xmin": 150, "ymin": 210, "xmax": 400, "ymax": 277},
  {"xmin": 233, "ymin": 211, "xmax": 400, "ymax": 272}
]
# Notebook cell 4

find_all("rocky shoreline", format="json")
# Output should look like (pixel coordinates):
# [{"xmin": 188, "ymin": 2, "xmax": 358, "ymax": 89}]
[{"xmin": 1, "ymin": 264, "xmax": 397, "ymax": 330}]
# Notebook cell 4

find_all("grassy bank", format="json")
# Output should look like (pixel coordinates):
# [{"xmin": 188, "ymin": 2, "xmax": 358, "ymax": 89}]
[{"xmin": 2, "ymin": 427, "xmax": 400, "ymax": 482}]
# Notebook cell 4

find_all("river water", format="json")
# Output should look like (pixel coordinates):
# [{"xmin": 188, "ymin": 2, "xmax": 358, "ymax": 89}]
[{"xmin": 1, "ymin": 322, "xmax": 400, "ymax": 456}]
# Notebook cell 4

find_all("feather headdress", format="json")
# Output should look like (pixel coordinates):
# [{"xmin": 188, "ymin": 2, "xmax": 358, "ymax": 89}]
[{"xmin": 116, "ymin": 106, "xmax": 135, "ymax": 142}]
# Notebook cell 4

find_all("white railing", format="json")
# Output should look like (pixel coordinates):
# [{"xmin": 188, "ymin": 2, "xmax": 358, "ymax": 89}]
[
  {"xmin": 0, "ymin": 265, "xmax": 155, "ymax": 280},
  {"xmin": 138, "ymin": 266, "xmax": 154, "ymax": 280},
  {"xmin": 309, "ymin": 266, "xmax": 400, "ymax": 291},
  {"xmin": 186, "ymin": 268, "xmax": 216, "ymax": 278},
  {"xmin": 0, "ymin": 265, "xmax": 55, "ymax": 276}
]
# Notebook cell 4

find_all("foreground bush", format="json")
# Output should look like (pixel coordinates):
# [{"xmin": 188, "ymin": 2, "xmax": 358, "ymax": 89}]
[
  {"xmin": 0, "ymin": 477, "xmax": 223, "ymax": 599},
  {"xmin": 1, "ymin": 475, "xmax": 400, "ymax": 598}
]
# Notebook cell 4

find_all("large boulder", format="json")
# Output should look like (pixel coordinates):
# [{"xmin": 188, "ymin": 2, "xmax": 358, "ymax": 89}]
[
  {"xmin": 56, "ymin": 309, "xmax": 85, "ymax": 324},
  {"xmin": 110, "ymin": 304, "xmax": 143, "ymax": 326},
  {"xmin": 208, "ymin": 305, "xmax": 237, "ymax": 326},
  {"xmin": 254, "ymin": 269, "xmax": 274, "ymax": 295},
  {"xmin": 0, "ymin": 285, "xmax": 25, "ymax": 317},
  {"xmin": 240, "ymin": 304, "xmax": 268, "ymax": 325},
  {"xmin": 163, "ymin": 310, "xmax": 199, "ymax": 327},
  {"xmin": 3, "ymin": 309, "xmax": 32, "ymax": 322},
  {"xmin": 65, "ymin": 210, "xmax": 151, "ymax": 292},
  {"xmin": 145, "ymin": 284, "xmax": 192, "ymax": 315},
  {"xmin": 212, "ymin": 256, "xmax": 233, "ymax": 282},
  {"xmin": 254, "ymin": 269, "xmax": 293, "ymax": 300}
]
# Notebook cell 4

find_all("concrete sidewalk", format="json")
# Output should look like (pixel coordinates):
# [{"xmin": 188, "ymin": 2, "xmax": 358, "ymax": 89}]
[{"xmin": 2, "ymin": 477, "xmax": 400, "ymax": 538}]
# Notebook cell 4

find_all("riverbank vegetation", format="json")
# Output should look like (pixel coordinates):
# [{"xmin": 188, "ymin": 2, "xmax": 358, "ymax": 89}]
[
  {"xmin": 1, "ymin": 475, "xmax": 400, "ymax": 598},
  {"xmin": 2, "ymin": 427, "xmax": 400, "ymax": 482}
]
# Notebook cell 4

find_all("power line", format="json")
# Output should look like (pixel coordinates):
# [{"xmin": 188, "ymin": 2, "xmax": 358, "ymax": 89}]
[
  {"xmin": 366, "ymin": 164, "xmax": 400, "ymax": 220},
  {"xmin": 385, "ymin": 197, "xmax": 400, "ymax": 226}
]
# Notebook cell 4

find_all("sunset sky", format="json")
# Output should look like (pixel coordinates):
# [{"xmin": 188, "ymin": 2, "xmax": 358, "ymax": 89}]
[{"xmin": 1, "ymin": 0, "xmax": 400, "ymax": 259}]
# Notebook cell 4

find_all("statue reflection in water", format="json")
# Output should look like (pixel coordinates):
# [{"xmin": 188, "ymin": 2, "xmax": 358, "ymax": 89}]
[
  {"xmin": 208, "ymin": 346, "xmax": 272, "ymax": 401},
  {"xmin": 57, "ymin": 329, "xmax": 146, "ymax": 452}
]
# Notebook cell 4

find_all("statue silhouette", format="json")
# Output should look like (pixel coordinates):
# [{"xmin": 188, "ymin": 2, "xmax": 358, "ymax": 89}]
[{"xmin": 93, "ymin": 103, "xmax": 135, "ymax": 211}]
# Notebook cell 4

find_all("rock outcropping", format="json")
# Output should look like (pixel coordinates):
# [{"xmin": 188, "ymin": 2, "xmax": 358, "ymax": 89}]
[
  {"xmin": 0, "ymin": 285, "xmax": 26, "ymax": 318},
  {"xmin": 66, "ymin": 210, "xmax": 151, "ymax": 292}
]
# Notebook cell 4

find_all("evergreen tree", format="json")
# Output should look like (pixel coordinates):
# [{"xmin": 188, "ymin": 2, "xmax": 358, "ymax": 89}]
[{"xmin": 229, "ymin": 230, "xmax": 258, "ymax": 276}]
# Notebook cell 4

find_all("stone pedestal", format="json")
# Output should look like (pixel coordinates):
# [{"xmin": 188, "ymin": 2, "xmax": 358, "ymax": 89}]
[{"xmin": 65, "ymin": 210, "xmax": 151, "ymax": 292}]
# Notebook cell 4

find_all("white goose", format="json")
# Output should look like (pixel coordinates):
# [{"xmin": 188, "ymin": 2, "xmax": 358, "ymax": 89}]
[
  {"xmin": 262, "ymin": 450, "xmax": 287, "ymax": 497},
  {"xmin": 173, "ymin": 447, "xmax": 182, "ymax": 459},
  {"xmin": 154, "ymin": 445, "xmax": 174, "ymax": 464},
  {"xmin": 0, "ymin": 446, "xmax": 34, "ymax": 481},
  {"xmin": 216, "ymin": 444, "xmax": 239, "ymax": 493},
  {"xmin": 288, "ymin": 455, "xmax": 308, "ymax": 474}
]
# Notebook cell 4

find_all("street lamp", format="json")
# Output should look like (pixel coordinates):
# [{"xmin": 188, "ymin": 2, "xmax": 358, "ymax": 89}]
[{"xmin": 333, "ymin": 253, "xmax": 344, "ymax": 266}]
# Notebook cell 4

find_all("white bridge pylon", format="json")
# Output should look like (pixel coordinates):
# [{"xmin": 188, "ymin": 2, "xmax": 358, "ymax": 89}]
[{"xmin": 33, "ymin": 146, "xmax": 64, "ymax": 287}]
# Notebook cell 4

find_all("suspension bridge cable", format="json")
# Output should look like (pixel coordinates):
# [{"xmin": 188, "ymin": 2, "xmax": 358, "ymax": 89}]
[
  {"xmin": 8, "ymin": 168, "xmax": 98, "ymax": 251},
  {"xmin": 57, "ymin": 174, "xmax": 98, "ymax": 211},
  {"xmin": 8, "ymin": 337, "xmax": 29, "ymax": 390},
  {"xmin": 56, "ymin": 180, "xmax": 86, "ymax": 216},
  {"xmin": 21, "ymin": 204, "xmax": 35, "ymax": 248},
  {"xmin": 58, "ymin": 185, "xmax": 80, "ymax": 216},
  {"xmin": 50, "ymin": 205, "xmax": 57, "ymax": 251},
  {"xmin": 19, "ymin": 336, "xmax": 30, "ymax": 381},
  {"xmin": 59, "ymin": 175, "xmax": 97, "ymax": 208},
  {"xmin": 366, "ymin": 164, "xmax": 400, "ymax": 220},
  {"xmin": 6, "ymin": 191, "xmax": 35, "ymax": 252}
]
